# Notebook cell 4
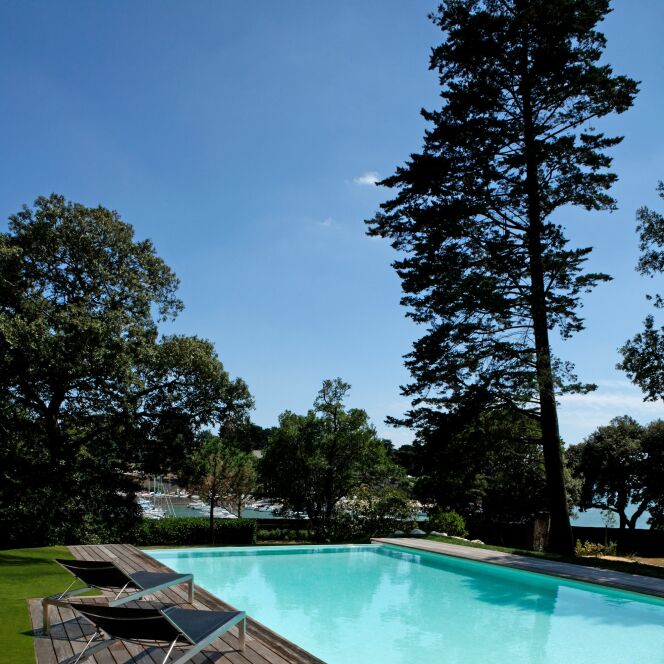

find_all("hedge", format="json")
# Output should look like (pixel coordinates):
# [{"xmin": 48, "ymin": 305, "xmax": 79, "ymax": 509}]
[
  {"xmin": 256, "ymin": 528, "xmax": 313, "ymax": 542},
  {"xmin": 131, "ymin": 517, "xmax": 256, "ymax": 546}
]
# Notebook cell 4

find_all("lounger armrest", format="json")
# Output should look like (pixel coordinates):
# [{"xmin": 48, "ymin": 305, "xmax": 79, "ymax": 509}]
[
  {"xmin": 43, "ymin": 587, "xmax": 92, "ymax": 604},
  {"xmin": 110, "ymin": 573, "xmax": 195, "ymax": 606}
]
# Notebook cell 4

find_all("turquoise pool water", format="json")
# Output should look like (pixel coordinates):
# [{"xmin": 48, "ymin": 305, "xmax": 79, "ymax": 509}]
[{"xmin": 149, "ymin": 544, "xmax": 664, "ymax": 663}]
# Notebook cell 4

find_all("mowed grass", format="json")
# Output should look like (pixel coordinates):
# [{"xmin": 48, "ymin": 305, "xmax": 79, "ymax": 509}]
[
  {"xmin": 426, "ymin": 534, "xmax": 664, "ymax": 580},
  {"xmin": 0, "ymin": 546, "xmax": 78, "ymax": 664}
]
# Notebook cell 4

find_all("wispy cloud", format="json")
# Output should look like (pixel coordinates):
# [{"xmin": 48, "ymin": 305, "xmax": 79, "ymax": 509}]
[
  {"xmin": 353, "ymin": 171, "xmax": 380, "ymax": 186},
  {"xmin": 558, "ymin": 379, "xmax": 663, "ymax": 444},
  {"xmin": 318, "ymin": 217, "xmax": 334, "ymax": 228}
]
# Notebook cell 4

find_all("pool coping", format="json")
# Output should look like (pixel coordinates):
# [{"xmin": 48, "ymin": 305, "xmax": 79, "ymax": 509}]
[{"xmin": 372, "ymin": 537, "xmax": 664, "ymax": 600}]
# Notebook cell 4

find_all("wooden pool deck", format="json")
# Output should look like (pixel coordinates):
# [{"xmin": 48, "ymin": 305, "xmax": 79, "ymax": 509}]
[
  {"xmin": 373, "ymin": 537, "xmax": 664, "ymax": 599},
  {"xmin": 29, "ymin": 543, "xmax": 324, "ymax": 664}
]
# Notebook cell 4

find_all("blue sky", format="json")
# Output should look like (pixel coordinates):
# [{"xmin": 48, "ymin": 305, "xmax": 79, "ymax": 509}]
[{"xmin": 1, "ymin": 1, "xmax": 663, "ymax": 446}]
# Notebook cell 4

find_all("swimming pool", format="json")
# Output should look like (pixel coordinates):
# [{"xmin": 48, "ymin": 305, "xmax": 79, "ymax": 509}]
[{"xmin": 149, "ymin": 544, "xmax": 664, "ymax": 663}]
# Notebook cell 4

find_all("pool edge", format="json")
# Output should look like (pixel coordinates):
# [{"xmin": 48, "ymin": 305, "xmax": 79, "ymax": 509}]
[{"xmin": 372, "ymin": 537, "xmax": 664, "ymax": 600}]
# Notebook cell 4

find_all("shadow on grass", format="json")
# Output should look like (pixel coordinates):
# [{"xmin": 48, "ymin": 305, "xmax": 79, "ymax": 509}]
[{"xmin": 0, "ymin": 553, "xmax": 60, "ymax": 566}]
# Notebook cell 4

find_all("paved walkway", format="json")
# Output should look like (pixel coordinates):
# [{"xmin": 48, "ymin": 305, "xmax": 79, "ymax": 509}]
[{"xmin": 372, "ymin": 537, "xmax": 664, "ymax": 599}]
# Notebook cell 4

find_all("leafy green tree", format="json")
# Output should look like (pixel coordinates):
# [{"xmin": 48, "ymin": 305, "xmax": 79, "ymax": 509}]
[
  {"xmin": 393, "ymin": 442, "xmax": 429, "ymax": 478},
  {"xmin": 413, "ymin": 410, "xmax": 550, "ymax": 527},
  {"xmin": 641, "ymin": 420, "xmax": 664, "ymax": 529},
  {"xmin": 620, "ymin": 182, "xmax": 664, "ymax": 399},
  {"xmin": 182, "ymin": 432, "xmax": 227, "ymax": 539},
  {"xmin": 346, "ymin": 485, "xmax": 414, "ymax": 537},
  {"xmin": 224, "ymin": 449, "xmax": 258, "ymax": 517},
  {"xmin": 137, "ymin": 335, "xmax": 253, "ymax": 473},
  {"xmin": 366, "ymin": 0, "xmax": 637, "ymax": 554},
  {"xmin": 345, "ymin": 438, "xmax": 413, "ymax": 537},
  {"xmin": 181, "ymin": 432, "xmax": 252, "ymax": 540},
  {"xmin": 0, "ymin": 194, "xmax": 251, "ymax": 546},
  {"xmin": 223, "ymin": 421, "xmax": 273, "ymax": 453},
  {"xmin": 259, "ymin": 379, "xmax": 407, "ymax": 538},
  {"xmin": 567, "ymin": 416, "xmax": 664, "ymax": 529}
]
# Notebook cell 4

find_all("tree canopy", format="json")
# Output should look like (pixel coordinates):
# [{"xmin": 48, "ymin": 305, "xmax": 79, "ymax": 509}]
[
  {"xmin": 180, "ymin": 431, "xmax": 256, "ymax": 540},
  {"xmin": 567, "ymin": 416, "xmax": 664, "ymax": 529},
  {"xmin": 259, "ymin": 378, "xmax": 406, "ymax": 538},
  {"xmin": 620, "ymin": 182, "xmax": 664, "ymax": 400},
  {"xmin": 366, "ymin": 0, "xmax": 637, "ymax": 554},
  {"xmin": 0, "ymin": 194, "xmax": 252, "ymax": 546},
  {"xmin": 411, "ymin": 409, "xmax": 550, "ymax": 527}
]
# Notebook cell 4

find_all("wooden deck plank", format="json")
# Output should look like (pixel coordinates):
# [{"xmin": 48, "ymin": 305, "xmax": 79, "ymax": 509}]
[
  {"xmin": 30, "ymin": 543, "xmax": 324, "ymax": 664},
  {"xmin": 102, "ymin": 544, "xmax": 289, "ymax": 664},
  {"xmin": 81, "ymin": 545, "xmax": 305, "ymax": 664},
  {"xmin": 62, "ymin": 547, "xmax": 165, "ymax": 664},
  {"xmin": 149, "ymin": 550, "xmax": 304, "ymax": 664},
  {"xmin": 104, "ymin": 545, "xmax": 276, "ymax": 664},
  {"xmin": 56, "ymin": 604, "xmax": 119, "ymax": 664},
  {"xmin": 70, "ymin": 550, "xmax": 227, "ymax": 664},
  {"xmin": 89, "ymin": 546, "xmax": 254, "ymax": 664},
  {"xmin": 29, "ymin": 600, "xmax": 59, "ymax": 664}
]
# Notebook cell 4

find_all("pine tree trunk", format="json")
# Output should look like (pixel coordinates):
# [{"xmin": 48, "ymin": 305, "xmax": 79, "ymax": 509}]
[
  {"xmin": 525, "ymin": 218, "xmax": 574, "ymax": 555},
  {"xmin": 520, "ymin": 19, "xmax": 574, "ymax": 556}
]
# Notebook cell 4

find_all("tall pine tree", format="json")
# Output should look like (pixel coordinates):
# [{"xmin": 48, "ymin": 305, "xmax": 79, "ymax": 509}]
[
  {"xmin": 619, "ymin": 182, "xmax": 664, "ymax": 399},
  {"xmin": 368, "ymin": 0, "xmax": 637, "ymax": 554}
]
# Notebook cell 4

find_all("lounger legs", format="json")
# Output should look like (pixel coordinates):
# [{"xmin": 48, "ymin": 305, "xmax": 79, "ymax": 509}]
[
  {"xmin": 42, "ymin": 600, "xmax": 50, "ymax": 635},
  {"xmin": 168, "ymin": 612, "xmax": 247, "ymax": 664},
  {"xmin": 162, "ymin": 637, "xmax": 181, "ymax": 664},
  {"xmin": 43, "ymin": 577, "xmax": 194, "ymax": 634},
  {"xmin": 42, "ymin": 588, "xmax": 92, "ymax": 634},
  {"xmin": 239, "ymin": 616, "xmax": 246, "ymax": 652},
  {"xmin": 71, "ymin": 631, "xmax": 118, "ymax": 664}
]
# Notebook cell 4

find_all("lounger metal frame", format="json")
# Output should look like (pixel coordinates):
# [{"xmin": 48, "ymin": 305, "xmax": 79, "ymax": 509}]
[
  {"xmin": 69, "ymin": 606, "xmax": 246, "ymax": 664},
  {"xmin": 42, "ymin": 560, "xmax": 194, "ymax": 634}
]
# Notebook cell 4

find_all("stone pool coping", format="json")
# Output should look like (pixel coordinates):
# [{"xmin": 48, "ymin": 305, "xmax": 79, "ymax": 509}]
[{"xmin": 372, "ymin": 537, "xmax": 664, "ymax": 600}]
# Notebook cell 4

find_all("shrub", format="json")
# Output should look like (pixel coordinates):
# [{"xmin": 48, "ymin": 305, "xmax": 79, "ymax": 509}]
[
  {"xmin": 131, "ymin": 517, "xmax": 255, "ymax": 546},
  {"xmin": 345, "ymin": 487, "xmax": 417, "ymax": 538},
  {"xmin": 427, "ymin": 509, "xmax": 468, "ymax": 537},
  {"xmin": 575, "ymin": 539, "xmax": 617, "ymax": 557},
  {"xmin": 326, "ymin": 512, "xmax": 363, "ymax": 542},
  {"xmin": 256, "ymin": 527, "xmax": 313, "ymax": 542}
]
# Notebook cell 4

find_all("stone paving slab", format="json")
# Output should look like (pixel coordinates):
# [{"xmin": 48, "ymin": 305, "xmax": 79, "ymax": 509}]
[{"xmin": 372, "ymin": 537, "xmax": 664, "ymax": 599}]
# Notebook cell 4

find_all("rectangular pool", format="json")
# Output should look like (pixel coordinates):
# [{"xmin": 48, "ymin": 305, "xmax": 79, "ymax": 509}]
[{"xmin": 149, "ymin": 544, "xmax": 664, "ymax": 663}]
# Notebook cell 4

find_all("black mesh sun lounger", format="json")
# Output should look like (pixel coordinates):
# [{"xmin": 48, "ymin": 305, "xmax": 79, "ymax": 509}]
[
  {"xmin": 67, "ymin": 603, "xmax": 246, "ymax": 664},
  {"xmin": 42, "ymin": 559, "xmax": 194, "ymax": 633}
]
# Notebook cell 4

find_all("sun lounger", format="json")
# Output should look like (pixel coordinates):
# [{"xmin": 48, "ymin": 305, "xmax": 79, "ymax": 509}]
[
  {"xmin": 42, "ymin": 559, "xmax": 194, "ymax": 633},
  {"xmin": 67, "ymin": 602, "xmax": 246, "ymax": 664}
]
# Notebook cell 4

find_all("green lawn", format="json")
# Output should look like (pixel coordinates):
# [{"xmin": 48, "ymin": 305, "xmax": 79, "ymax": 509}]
[
  {"xmin": 426, "ymin": 534, "xmax": 664, "ymax": 580},
  {"xmin": 0, "ymin": 546, "xmax": 79, "ymax": 664}
]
